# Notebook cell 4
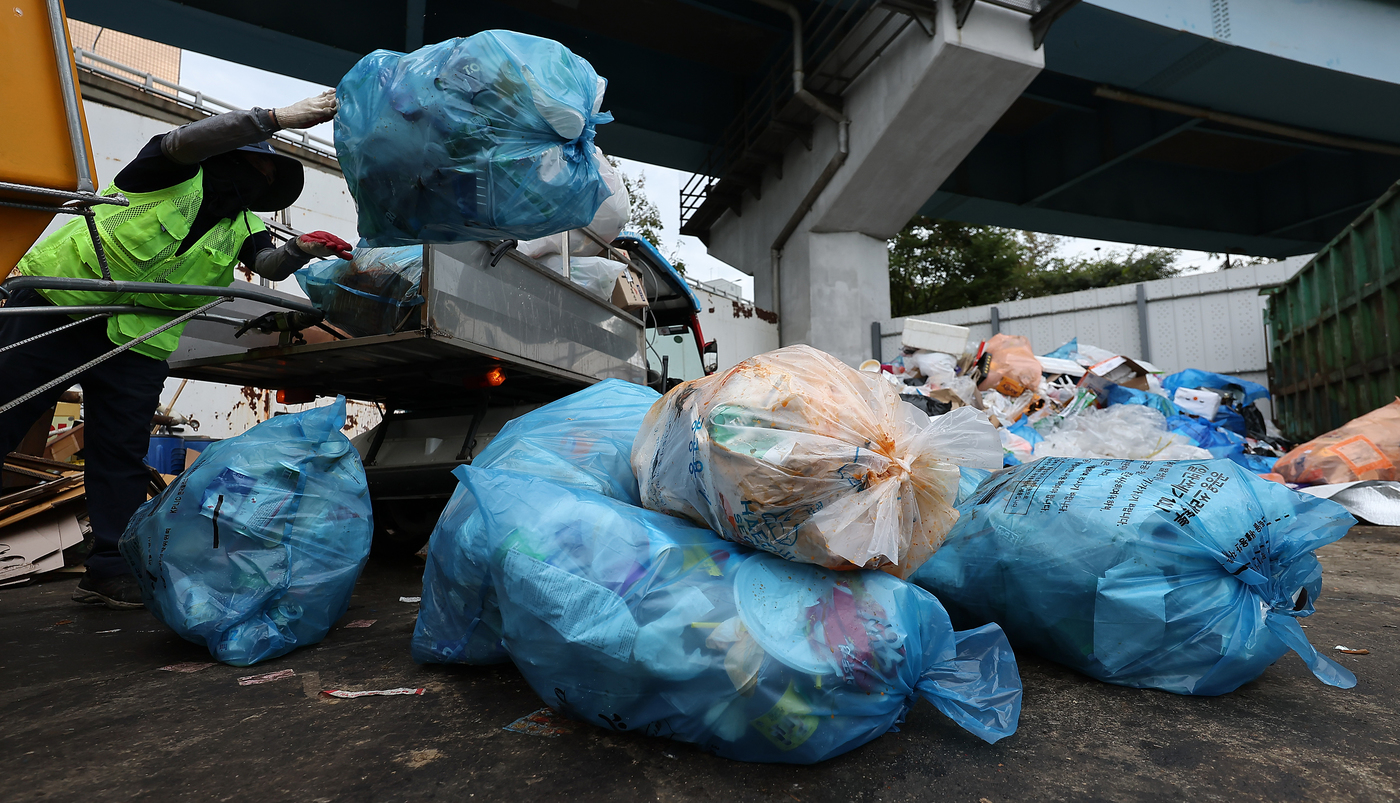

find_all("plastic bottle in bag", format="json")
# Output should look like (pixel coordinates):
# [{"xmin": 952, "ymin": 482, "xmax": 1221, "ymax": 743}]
[
  {"xmin": 413, "ymin": 379, "xmax": 659, "ymax": 666},
  {"xmin": 632, "ymin": 346, "xmax": 1002, "ymax": 578},
  {"xmin": 335, "ymin": 31, "xmax": 614, "ymax": 246},
  {"xmin": 912, "ymin": 456, "xmax": 1357, "ymax": 695},
  {"xmin": 119, "ymin": 398, "xmax": 372, "ymax": 666},
  {"xmin": 453, "ymin": 464, "xmax": 1021, "ymax": 762}
]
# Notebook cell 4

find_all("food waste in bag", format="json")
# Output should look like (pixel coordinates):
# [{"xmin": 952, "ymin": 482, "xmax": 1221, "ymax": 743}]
[
  {"xmin": 450, "ymin": 464, "xmax": 1022, "ymax": 763},
  {"xmin": 413, "ymin": 379, "xmax": 659, "ymax": 666},
  {"xmin": 913, "ymin": 457, "xmax": 1357, "ymax": 695},
  {"xmin": 120, "ymin": 398, "xmax": 373, "ymax": 666},
  {"xmin": 632, "ymin": 345, "xmax": 1002, "ymax": 579},
  {"xmin": 335, "ymin": 30, "xmax": 614, "ymax": 246}
]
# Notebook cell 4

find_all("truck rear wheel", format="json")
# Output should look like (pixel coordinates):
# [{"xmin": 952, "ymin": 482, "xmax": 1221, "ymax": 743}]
[{"xmin": 371, "ymin": 497, "xmax": 449, "ymax": 559}]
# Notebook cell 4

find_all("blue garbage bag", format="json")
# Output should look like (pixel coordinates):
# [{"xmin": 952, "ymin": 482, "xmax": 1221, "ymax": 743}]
[
  {"xmin": 1166, "ymin": 415, "xmax": 1244, "ymax": 462},
  {"xmin": 912, "ymin": 457, "xmax": 1357, "ymax": 695},
  {"xmin": 454, "ymin": 464, "xmax": 1022, "ymax": 762},
  {"xmin": 295, "ymin": 246, "xmax": 424, "ymax": 338},
  {"xmin": 1104, "ymin": 384, "xmax": 1178, "ymax": 418},
  {"xmin": 1214, "ymin": 404, "xmax": 1249, "ymax": 436},
  {"xmin": 955, "ymin": 467, "xmax": 994, "ymax": 506},
  {"xmin": 335, "ymin": 31, "xmax": 614, "ymax": 246},
  {"xmin": 1235, "ymin": 451, "xmax": 1280, "ymax": 475},
  {"xmin": 1161, "ymin": 369, "xmax": 1269, "ymax": 406},
  {"xmin": 1042, "ymin": 338, "xmax": 1077, "ymax": 360},
  {"xmin": 412, "ymin": 379, "xmax": 659, "ymax": 665},
  {"xmin": 119, "ymin": 398, "xmax": 372, "ymax": 666}
]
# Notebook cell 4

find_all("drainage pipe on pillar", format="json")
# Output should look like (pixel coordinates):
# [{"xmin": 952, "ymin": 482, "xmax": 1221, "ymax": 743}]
[{"xmin": 754, "ymin": 0, "xmax": 851, "ymax": 330}]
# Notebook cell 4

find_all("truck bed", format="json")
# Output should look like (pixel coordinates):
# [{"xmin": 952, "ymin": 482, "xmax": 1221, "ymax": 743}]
[{"xmin": 168, "ymin": 241, "xmax": 647, "ymax": 405}]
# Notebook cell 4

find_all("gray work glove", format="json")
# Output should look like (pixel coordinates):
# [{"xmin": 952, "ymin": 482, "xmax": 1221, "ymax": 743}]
[{"xmin": 273, "ymin": 89, "xmax": 338, "ymax": 130}]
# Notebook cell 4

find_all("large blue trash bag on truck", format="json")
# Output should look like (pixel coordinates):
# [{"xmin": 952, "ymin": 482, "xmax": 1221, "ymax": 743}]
[
  {"xmin": 335, "ymin": 31, "xmax": 614, "ymax": 246},
  {"xmin": 412, "ymin": 379, "xmax": 659, "ymax": 665},
  {"xmin": 912, "ymin": 457, "xmax": 1357, "ymax": 695},
  {"xmin": 295, "ymin": 246, "xmax": 424, "ymax": 338},
  {"xmin": 119, "ymin": 398, "xmax": 372, "ymax": 666},
  {"xmin": 453, "ymin": 465, "xmax": 1022, "ymax": 762}
]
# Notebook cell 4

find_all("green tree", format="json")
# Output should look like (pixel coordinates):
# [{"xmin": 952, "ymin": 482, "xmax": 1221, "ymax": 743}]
[
  {"xmin": 612, "ymin": 160, "xmax": 686, "ymax": 274},
  {"xmin": 888, "ymin": 217, "xmax": 1183, "ymax": 316}
]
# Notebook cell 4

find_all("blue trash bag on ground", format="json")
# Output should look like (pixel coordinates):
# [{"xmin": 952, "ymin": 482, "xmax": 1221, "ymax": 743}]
[
  {"xmin": 955, "ymin": 467, "xmax": 994, "ymax": 506},
  {"xmin": 295, "ymin": 246, "xmax": 424, "ymax": 338},
  {"xmin": 1161, "ymin": 369, "xmax": 1270, "ymax": 406},
  {"xmin": 453, "ymin": 464, "xmax": 1022, "ymax": 762},
  {"xmin": 1167, "ymin": 415, "xmax": 1245, "ymax": 462},
  {"xmin": 412, "ymin": 379, "xmax": 659, "ymax": 665},
  {"xmin": 119, "ymin": 398, "xmax": 372, "ymax": 666},
  {"xmin": 335, "ymin": 31, "xmax": 614, "ymax": 246},
  {"xmin": 911, "ymin": 457, "xmax": 1357, "ymax": 695}
]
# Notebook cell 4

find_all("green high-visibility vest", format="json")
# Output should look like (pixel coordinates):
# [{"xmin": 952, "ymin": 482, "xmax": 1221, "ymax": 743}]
[{"xmin": 14, "ymin": 169, "xmax": 266, "ymax": 360}]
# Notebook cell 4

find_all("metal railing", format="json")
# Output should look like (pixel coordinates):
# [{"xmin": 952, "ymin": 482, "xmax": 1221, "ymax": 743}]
[{"xmin": 72, "ymin": 48, "xmax": 338, "ymax": 160}]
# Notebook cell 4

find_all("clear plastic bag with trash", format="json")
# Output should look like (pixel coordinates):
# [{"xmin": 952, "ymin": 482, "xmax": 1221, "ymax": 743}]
[
  {"xmin": 1033, "ymin": 404, "xmax": 1211, "ymax": 461},
  {"xmin": 294, "ymin": 246, "xmax": 423, "ymax": 338},
  {"xmin": 978, "ymin": 334, "xmax": 1043, "ymax": 397},
  {"xmin": 452, "ymin": 464, "xmax": 1022, "ymax": 762},
  {"xmin": 335, "ymin": 31, "xmax": 614, "ymax": 246},
  {"xmin": 912, "ymin": 457, "xmax": 1357, "ymax": 695},
  {"xmin": 119, "ymin": 398, "xmax": 372, "ymax": 666},
  {"xmin": 632, "ymin": 345, "xmax": 1003, "ymax": 579},
  {"xmin": 412, "ymin": 379, "xmax": 660, "ymax": 666}
]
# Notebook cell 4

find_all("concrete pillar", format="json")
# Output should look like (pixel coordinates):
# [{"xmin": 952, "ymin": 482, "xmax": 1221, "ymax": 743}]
[
  {"xmin": 776, "ymin": 230, "xmax": 891, "ymax": 364},
  {"xmin": 707, "ymin": 2, "xmax": 1043, "ymax": 367}
]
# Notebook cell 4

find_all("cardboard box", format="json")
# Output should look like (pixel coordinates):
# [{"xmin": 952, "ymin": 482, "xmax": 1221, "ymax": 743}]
[
  {"xmin": 1082, "ymin": 355, "xmax": 1155, "ymax": 393},
  {"xmin": 611, "ymin": 270, "xmax": 648, "ymax": 312},
  {"xmin": 1173, "ymin": 386, "xmax": 1223, "ymax": 420},
  {"xmin": 0, "ymin": 506, "xmax": 85, "ymax": 584},
  {"xmin": 902, "ymin": 319, "xmax": 970, "ymax": 355}
]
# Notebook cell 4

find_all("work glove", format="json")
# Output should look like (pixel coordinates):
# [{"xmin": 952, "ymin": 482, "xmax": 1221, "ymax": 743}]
[
  {"xmin": 295, "ymin": 231, "xmax": 354, "ymax": 260},
  {"xmin": 273, "ymin": 89, "xmax": 338, "ymax": 130}
]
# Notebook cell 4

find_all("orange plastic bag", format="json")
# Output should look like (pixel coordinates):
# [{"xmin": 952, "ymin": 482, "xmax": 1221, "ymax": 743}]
[
  {"xmin": 978, "ymin": 334, "xmax": 1043, "ymax": 398},
  {"xmin": 1274, "ymin": 399, "xmax": 1400, "ymax": 485}
]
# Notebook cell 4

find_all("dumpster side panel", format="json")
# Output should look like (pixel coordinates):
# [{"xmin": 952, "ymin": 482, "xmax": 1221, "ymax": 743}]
[{"xmin": 1269, "ymin": 182, "xmax": 1400, "ymax": 441}]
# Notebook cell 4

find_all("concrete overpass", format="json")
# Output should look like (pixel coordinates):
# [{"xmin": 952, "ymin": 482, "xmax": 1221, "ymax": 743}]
[{"xmin": 64, "ymin": 0, "xmax": 1400, "ymax": 364}]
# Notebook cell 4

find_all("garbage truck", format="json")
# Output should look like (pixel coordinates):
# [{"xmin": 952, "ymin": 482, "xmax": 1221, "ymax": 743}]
[{"xmin": 165, "ymin": 232, "xmax": 711, "ymax": 555}]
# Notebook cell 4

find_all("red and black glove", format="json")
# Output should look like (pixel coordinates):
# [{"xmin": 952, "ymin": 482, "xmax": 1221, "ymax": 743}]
[{"xmin": 296, "ymin": 231, "xmax": 354, "ymax": 260}]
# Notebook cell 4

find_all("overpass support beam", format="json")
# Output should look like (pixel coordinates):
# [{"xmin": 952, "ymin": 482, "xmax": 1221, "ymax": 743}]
[{"xmin": 707, "ymin": 1, "xmax": 1044, "ymax": 365}]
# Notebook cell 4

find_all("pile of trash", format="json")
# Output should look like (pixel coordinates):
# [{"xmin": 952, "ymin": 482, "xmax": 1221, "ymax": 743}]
[
  {"xmin": 414, "ymin": 367, "xmax": 1023, "ymax": 762},
  {"xmin": 874, "ymin": 322, "xmax": 1291, "ymax": 478}
]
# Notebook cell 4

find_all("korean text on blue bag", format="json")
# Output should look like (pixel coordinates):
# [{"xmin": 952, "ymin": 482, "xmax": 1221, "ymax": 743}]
[
  {"xmin": 455, "ymin": 465, "xmax": 1022, "ymax": 762},
  {"xmin": 335, "ymin": 31, "xmax": 614, "ymax": 246},
  {"xmin": 119, "ymin": 398, "xmax": 372, "ymax": 666},
  {"xmin": 913, "ymin": 457, "xmax": 1357, "ymax": 695},
  {"xmin": 412, "ymin": 379, "xmax": 658, "ymax": 666}
]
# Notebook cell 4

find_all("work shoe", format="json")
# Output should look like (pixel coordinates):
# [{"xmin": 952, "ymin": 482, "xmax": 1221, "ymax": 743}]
[{"xmin": 72, "ymin": 574, "xmax": 145, "ymax": 610}]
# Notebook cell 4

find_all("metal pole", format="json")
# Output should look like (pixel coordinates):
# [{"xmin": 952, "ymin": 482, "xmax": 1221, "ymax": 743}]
[
  {"xmin": 0, "ymin": 298, "xmax": 227, "ymax": 416},
  {"xmin": 871, "ymin": 321, "xmax": 882, "ymax": 362},
  {"xmin": 990, "ymin": 306, "xmax": 1001, "ymax": 335},
  {"xmin": 1136, "ymin": 282, "xmax": 1151, "ymax": 362}
]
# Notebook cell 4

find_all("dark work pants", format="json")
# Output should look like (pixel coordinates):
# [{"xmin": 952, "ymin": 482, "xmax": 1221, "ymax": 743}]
[{"xmin": 0, "ymin": 290, "xmax": 168, "ymax": 579}]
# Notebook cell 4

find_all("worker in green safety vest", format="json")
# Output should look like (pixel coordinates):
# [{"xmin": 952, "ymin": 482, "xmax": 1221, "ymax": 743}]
[{"xmin": 0, "ymin": 90, "xmax": 355, "ymax": 609}]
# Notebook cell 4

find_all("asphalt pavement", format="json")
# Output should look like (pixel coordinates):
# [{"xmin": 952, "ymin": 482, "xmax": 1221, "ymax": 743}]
[{"xmin": 2, "ymin": 527, "xmax": 1396, "ymax": 802}]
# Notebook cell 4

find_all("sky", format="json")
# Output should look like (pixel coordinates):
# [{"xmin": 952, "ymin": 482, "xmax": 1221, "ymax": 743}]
[{"xmin": 180, "ymin": 50, "xmax": 1229, "ymax": 303}]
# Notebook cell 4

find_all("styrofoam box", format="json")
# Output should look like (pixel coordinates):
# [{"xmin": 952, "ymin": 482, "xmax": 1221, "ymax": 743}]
[
  {"xmin": 902, "ymin": 319, "xmax": 970, "ymax": 355},
  {"xmin": 1173, "ymin": 386, "xmax": 1223, "ymax": 420}
]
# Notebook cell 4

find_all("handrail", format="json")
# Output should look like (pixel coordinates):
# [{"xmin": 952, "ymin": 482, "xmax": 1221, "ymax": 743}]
[
  {"xmin": 72, "ymin": 48, "xmax": 338, "ymax": 160},
  {"xmin": 0, "ymin": 276, "xmax": 324, "ymax": 317}
]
